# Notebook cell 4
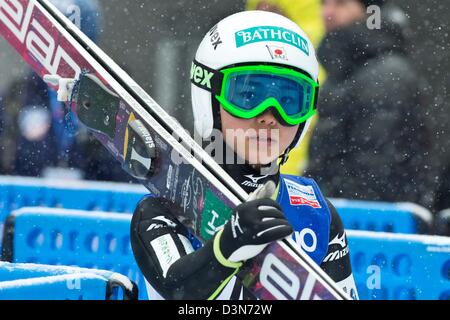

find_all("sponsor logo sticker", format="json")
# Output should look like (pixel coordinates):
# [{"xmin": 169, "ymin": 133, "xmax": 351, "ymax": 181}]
[
  {"xmin": 190, "ymin": 62, "xmax": 214, "ymax": 90},
  {"xmin": 200, "ymin": 190, "xmax": 232, "ymax": 240},
  {"xmin": 285, "ymin": 179, "xmax": 321, "ymax": 208},
  {"xmin": 235, "ymin": 26, "xmax": 309, "ymax": 56},
  {"xmin": 266, "ymin": 45, "xmax": 287, "ymax": 60},
  {"xmin": 209, "ymin": 24, "xmax": 222, "ymax": 50},
  {"xmin": 150, "ymin": 234, "xmax": 180, "ymax": 277}
]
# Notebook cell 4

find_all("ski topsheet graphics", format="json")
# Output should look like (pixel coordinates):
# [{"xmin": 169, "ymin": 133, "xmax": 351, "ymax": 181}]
[{"xmin": 0, "ymin": 0, "xmax": 349, "ymax": 300}]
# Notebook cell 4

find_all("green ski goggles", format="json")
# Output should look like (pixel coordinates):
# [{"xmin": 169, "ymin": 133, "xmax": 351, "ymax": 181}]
[{"xmin": 216, "ymin": 65, "xmax": 319, "ymax": 126}]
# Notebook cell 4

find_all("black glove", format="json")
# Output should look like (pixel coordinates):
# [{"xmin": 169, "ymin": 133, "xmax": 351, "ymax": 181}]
[{"xmin": 214, "ymin": 197, "xmax": 293, "ymax": 265}]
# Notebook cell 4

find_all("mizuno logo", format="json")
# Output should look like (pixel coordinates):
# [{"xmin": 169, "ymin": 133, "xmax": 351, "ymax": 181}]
[
  {"xmin": 322, "ymin": 233, "xmax": 349, "ymax": 263},
  {"xmin": 147, "ymin": 223, "xmax": 164, "ymax": 231},
  {"xmin": 146, "ymin": 216, "xmax": 177, "ymax": 231},
  {"xmin": 323, "ymin": 246, "xmax": 349, "ymax": 263},
  {"xmin": 241, "ymin": 174, "xmax": 269, "ymax": 189},
  {"xmin": 244, "ymin": 174, "xmax": 269, "ymax": 184},
  {"xmin": 329, "ymin": 233, "xmax": 347, "ymax": 248}
]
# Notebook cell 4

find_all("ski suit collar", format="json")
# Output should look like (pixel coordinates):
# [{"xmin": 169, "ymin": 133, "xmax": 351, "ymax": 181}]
[{"xmin": 219, "ymin": 142, "xmax": 280, "ymax": 195}]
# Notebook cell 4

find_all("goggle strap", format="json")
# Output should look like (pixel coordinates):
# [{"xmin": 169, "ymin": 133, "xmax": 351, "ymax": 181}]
[
  {"xmin": 191, "ymin": 59, "xmax": 223, "ymax": 94},
  {"xmin": 313, "ymin": 85, "xmax": 319, "ymax": 111}
]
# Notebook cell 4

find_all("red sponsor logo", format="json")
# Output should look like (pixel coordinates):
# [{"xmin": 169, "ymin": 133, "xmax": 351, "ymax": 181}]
[{"xmin": 289, "ymin": 196, "xmax": 321, "ymax": 208}]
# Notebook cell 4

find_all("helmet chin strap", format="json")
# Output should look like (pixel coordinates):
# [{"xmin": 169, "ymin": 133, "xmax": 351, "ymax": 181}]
[{"xmin": 280, "ymin": 148, "xmax": 291, "ymax": 165}]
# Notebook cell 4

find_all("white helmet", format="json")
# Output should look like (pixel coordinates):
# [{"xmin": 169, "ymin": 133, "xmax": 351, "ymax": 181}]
[{"xmin": 191, "ymin": 10, "xmax": 319, "ymax": 161}]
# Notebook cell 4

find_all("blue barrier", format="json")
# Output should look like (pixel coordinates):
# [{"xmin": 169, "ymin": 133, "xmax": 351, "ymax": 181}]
[
  {"xmin": 0, "ymin": 176, "xmax": 435, "ymax": 237},
  {"xmin": 330, "ymin": 198, "xmax": 433, "ymax": 234},
  {"xmin": 0, "ymin": 274, "xmax": 111, "ymax": 300},
  {"xmin": 0, "ymin": 176, "xmax": 147, "ymax": 220},
  {"xmin": 1, "ymin": 207, "xmax": 148, "ymax": 300},
  {"xmin": 4, "ymin": 208, "xmax": 449, "ymax": 300},
  {"xmin": 347, "ymin": 230, "xmax": 450, "ymax": 300},
  {"xmin": 1, "ymin": 176, "xmax": 446, "ymax": 300},
  {"xmin": 0, "ymin": 176, "xmax": 148, "ymax": 251},
  {"xmin": 0, "ymin": 262, "xmax": 138, "ymax": 300}
]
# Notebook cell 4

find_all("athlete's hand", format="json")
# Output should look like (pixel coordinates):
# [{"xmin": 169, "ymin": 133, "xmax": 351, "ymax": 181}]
[{"xmin": 215, "ymin": 182, "xmax": 293, "ymax": 264}]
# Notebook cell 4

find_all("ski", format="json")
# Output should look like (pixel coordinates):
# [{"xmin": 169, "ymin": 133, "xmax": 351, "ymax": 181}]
[{"xmin": 0, "ymin": 0, "xmax": 350, "ymax": 300}]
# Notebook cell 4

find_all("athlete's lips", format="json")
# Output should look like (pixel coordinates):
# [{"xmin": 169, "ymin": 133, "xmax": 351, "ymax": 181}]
[{"xmin": 248, "ymin": 136, "xmax": 278, "ymax": 143}]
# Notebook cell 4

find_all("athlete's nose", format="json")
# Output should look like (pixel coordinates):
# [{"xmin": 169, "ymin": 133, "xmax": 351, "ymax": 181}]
[{"xmin": 256, "ymin": 109, "xmax": 278, "ymax": 127}]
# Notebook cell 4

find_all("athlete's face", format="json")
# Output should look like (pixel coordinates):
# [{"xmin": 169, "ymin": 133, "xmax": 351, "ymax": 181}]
[{"xmin": 220, "ymin": 107, "xmax": 299, "ymax": 166}]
